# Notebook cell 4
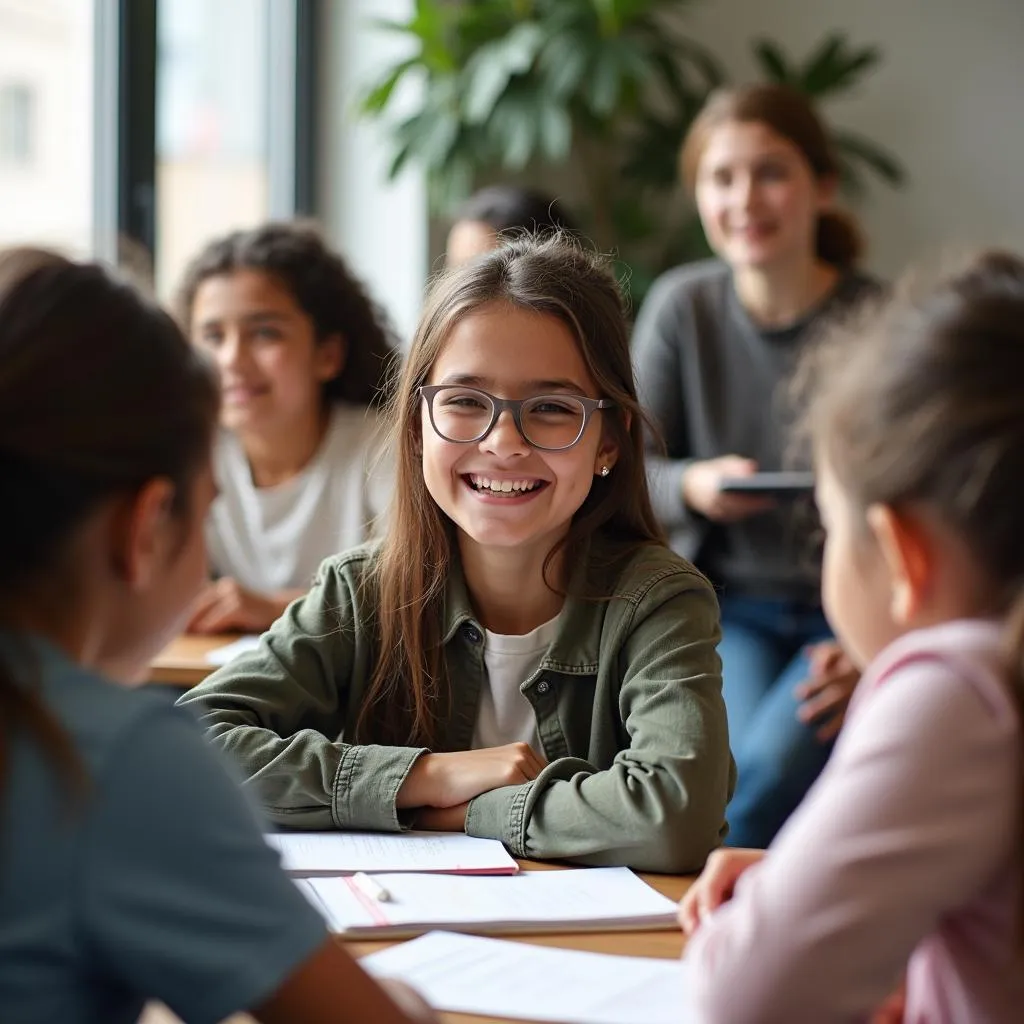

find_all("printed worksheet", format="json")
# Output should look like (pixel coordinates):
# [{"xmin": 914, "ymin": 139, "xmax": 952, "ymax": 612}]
[{"xmin": 363, "ymin": 931, "xmax": 692, "ymax": 1024}]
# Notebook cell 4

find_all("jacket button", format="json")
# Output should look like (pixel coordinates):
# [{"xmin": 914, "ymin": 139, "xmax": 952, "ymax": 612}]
[
  {"xmin": 535, "ymin": 678, "xmax": 550, "ymax": 695},
  {"xmin": 461, "ymin": 623, "xmax": 482, "ymax": 644}
]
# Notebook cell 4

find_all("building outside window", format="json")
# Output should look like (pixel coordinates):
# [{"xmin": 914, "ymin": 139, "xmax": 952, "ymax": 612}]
[{"xmin": 0, "ymin": 0, "xmax": 94, "ymax": 255}]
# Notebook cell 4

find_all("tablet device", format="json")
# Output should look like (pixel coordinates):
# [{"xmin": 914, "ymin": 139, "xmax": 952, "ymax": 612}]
[{"xmin": 719, "ymin": 471, "xmax": 816, "ymax": 496}]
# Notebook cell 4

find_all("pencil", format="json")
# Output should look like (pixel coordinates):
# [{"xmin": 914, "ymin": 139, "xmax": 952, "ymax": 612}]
[{"xmin": 351, "ymin": 871, "xmax": 392, "ymax": 902}]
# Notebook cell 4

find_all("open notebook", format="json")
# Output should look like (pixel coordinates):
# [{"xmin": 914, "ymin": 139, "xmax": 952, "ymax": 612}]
[{"xmin": 297, "ymin": 865, "xmax": 679, "ymax": 938}]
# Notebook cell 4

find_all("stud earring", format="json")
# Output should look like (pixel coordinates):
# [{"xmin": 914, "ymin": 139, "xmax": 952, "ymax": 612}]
[{"xmin": 600, "ymin": 466, "xmax": 610, "ymax": 477}]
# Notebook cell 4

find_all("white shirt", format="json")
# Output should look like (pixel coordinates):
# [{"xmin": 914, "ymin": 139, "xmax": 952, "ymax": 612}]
[
  {"xmin": 206, "ymin": 404, "xmax": 391, "ymax": 593},
  {"xmin": 472, "ymin": 615, "xmax": 561, "ymax": 751}
]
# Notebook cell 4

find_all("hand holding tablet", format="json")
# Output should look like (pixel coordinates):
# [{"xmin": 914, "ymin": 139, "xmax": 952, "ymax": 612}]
[
  {"xmin": 683, "ymin": 457, "xmax": 810, "ymax": 522},
  {"xmin": 718, "ymin": 471, "xmax": 816, "ymax": 498}
]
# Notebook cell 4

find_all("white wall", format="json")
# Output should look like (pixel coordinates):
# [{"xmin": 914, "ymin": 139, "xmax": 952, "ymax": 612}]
[
  {"xmin": 681, "ymin": 0, "xmax": 1024, "ymax": 278},
  {"xmin": 316, "ymin": 0, "xmax": 427, "ymax": 343}
]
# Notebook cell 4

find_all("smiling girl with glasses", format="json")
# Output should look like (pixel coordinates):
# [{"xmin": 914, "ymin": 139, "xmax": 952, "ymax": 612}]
[{"xmin": 180, "ymin": 235, "xmax": 734, "ymax": 873}]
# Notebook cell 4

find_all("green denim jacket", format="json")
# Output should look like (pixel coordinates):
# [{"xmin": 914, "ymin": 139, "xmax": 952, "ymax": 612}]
[{"xmin": 178, "ymin": 538, "xmax": 735, "ymax": 873}]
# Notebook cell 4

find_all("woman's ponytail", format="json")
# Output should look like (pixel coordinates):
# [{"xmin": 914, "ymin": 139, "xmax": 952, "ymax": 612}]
[{"xmin": 816, "ymin": 210, "xmax": 863, "ymax": 269}]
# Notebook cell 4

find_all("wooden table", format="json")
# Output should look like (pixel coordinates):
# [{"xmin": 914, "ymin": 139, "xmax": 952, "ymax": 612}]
[{"xmin": 148, "ymin": 633, "xmax": 239, "ymax": 687}]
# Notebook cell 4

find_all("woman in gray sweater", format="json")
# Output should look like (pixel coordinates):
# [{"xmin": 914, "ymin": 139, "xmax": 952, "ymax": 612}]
[{"xmin": 633, "ymin": 84, "xmax": 881, "ymax": 848}]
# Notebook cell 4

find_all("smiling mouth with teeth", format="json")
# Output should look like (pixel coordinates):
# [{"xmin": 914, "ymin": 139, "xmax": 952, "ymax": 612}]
[{"xmin": 465, "ymin": 475, "xmax": 547, "ymax": 495}]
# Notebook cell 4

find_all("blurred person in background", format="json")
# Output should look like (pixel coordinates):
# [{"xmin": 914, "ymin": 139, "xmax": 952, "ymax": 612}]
[
  {"xmin": 446, "ymin": 185, "xmax": 578, "ymax": 266},
  {"xmin": 177, "ymin": 222, "xmax": 398, "ymax": 634},
  {"xmin": 632, "ymin": 84, "xmax": 882, "ymax": 849}
]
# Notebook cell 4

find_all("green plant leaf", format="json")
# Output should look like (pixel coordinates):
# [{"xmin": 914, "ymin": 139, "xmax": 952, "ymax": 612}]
[
  {"xmin": 408, "ymin": 0, "xmax": 448, "ymax": 47},
  {"xmin": 463, "ymin": 21, "xmax": 545, "ymax": 124},
  {"xmin": 674, "ymin": 37, "xmax": 727, "ymax": 92},
  {"xmin": 798, "ymin": 33, "xmax": 845, "ymax": 92},
  {"xmin": 592, "ymin": 0, "xmax": 619, "ymax": 35},
  {"xmin": 360, "ymin": 57, "xmax": 420, "ymax": 114},
  {"xmin": 836, "ymin": 160, "xmax": 867, "ymax": 200},
  {"xmin": 366, "ymin": 16, "xmax": 415, "ymax": 36},
  {"xmin": 612, "ymin": 34, "xmax": 654, "ymax": 84},
  {"xmin": 420, "ymin": 111, "xmax": 460, "ymax": 167},
  {"xmin": 802, "ymin": 44, "xmax": 881, "ymax": 96},
  {"xmin": 387, "ymin": 138, "xmax": 414, "ymax": 181},
  {"xmin": 586, "ymin": 47, "xmax": 623, "ymax": 116},
  {"xmin": 490, "ymin": 90, "xmax": 540, "ymax": 169},
  {"xmin": 429, "ymin": 150, "xmax": 476, "ymax": 211},
  {"xmin": 538, "ymin": 101, "xmax": 574, "ymax": 162},
  {"xmin": 538, "ymin": 31, "xmax": 590, "ymax": 99},
  {"xmin": 613, "ymin": 0, "xmax": 681, "ymax": 19},
  {"xmin": 387, "ymin": 111, "xmax": 432, "ymax": 180},
  {"xmin": 462, "ymin": 56, "xmax": 515, "ymax": 124},
  {"xmin": 753, "ymin": 38, "xmax": 792, "ymax": 84},
  {"xmin": 831, "ymin": 128, "xmax": 906, "ymax": 186}
]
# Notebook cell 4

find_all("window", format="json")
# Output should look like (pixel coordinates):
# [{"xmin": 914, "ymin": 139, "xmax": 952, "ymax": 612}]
[
  {"xmin": 152, "ymin": 0, "xmax": 314, "ymax": 298},
  {"xmin": 154, "ymin": 0, "xmax": 270, "ymax": 297},
  {"xmin": 0, "ymin": 0, "xmax": 314, "ymax": 283},
  {"xmin": 0, "ymin": 83, "xmax": 34, "ymax": 164},
  {"xmin": 0, "ymin": 0, "xmax": 94, "ymax": 254}
]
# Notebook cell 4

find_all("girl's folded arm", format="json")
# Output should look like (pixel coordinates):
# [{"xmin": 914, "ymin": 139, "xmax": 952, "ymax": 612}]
[
  {"xmin": 178, "ymin": 558, "xmax": 428, "ymax": 832},
  {"xmin": 467, "ymin": 579, "xmax": 733, "ymax": 873}
]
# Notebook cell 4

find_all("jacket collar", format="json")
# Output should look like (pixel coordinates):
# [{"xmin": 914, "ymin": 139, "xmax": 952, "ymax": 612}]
[{"xmin": 441, "ymin": 536, "xmax": 611, "ymax": 675}]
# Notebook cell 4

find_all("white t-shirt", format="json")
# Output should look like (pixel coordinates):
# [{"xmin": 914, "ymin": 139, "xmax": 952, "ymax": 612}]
[
  {"xmin": 472, "ymin": 614, "xmax": 561, "ymax": 751},
  {"xmin": 206, "ymin": 403, "xmax": 391, "ymax": 593}
]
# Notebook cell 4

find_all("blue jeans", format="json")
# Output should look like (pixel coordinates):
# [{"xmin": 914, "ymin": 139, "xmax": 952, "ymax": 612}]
[{"xmin": 719, "ymin": 593, "xmax": 835, "ymax": 849}]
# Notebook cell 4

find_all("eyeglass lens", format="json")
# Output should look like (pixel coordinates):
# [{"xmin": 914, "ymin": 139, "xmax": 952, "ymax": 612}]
[{"xmin": 430, "ymin": 386, "xmax": 586, "ymax": 449}]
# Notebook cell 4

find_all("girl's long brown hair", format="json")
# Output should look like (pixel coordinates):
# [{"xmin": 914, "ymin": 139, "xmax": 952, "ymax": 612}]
[
  {"xmin": 0, "ymin": 248, "xmax": 219, "ymax": 793},
  {"xmin": 357, "ymin": 234, "xmax": 666, "ymax": 746},
  {"xmin": 800, "ymin": 250, "xmax": 1024, "ymax": 936},
  {"xmin": 682, "ymin": 83, "xmax": 863, "ymax": 269}
]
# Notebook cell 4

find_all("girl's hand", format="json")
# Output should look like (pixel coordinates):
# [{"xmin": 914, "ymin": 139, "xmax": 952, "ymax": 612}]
[
  {"xmin": 682, "ymin": 456, "xmax": 777, "ymax": 522},
  {"xmin": 869, "ymin": 976, "xmax": 907, "ymax": 1024},
  {"xmin": 187, "ymin": 578, "xmax": 295, "ymax": 634},
  {"xmin": 397, "ymin": 744, "xmax": 547, "ymax": 809},
  {"xmin": 678, "ymin": 848, "xmax": 766, "ymax": 935},
  {"xmin": 795, "ymin": 640, "xmax": 860, "ymax": 743}
]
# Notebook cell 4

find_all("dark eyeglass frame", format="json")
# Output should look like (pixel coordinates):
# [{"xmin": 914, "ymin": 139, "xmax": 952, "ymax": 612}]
[{"xmin": 418, "ymin": 384, "xmax": 615, "ymax": 452}]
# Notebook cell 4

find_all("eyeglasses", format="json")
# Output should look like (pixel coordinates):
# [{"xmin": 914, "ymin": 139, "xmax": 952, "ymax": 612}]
[{"xmin": 419, "ymin": 384, "xmax": 614, "ymax": 452}]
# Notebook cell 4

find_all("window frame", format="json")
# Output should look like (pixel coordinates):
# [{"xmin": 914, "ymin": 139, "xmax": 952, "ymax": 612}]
[{"xmin": 90, "ymin": 0, "xmax": 317, "ymax": 271}]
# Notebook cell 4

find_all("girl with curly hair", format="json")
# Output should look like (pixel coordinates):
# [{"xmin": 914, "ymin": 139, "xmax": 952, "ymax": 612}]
[{"xmin": 176, "ymin": 222, "xmax": 399, "ymax": 633}]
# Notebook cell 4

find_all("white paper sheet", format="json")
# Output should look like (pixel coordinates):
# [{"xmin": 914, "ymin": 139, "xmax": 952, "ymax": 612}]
[
  {"xmin": 204, "ymin": 634, "xmax": 261, "ymax": 665},
  {"xmin": 363, "ymin": 931, "xmax": 690, "ymax": 1024},
  {"xmin": 265, "ymin": 830, "xmax": 518, "ymax": 876},
  {"xmin": 299, "ymin": 865, "xmax": 678, "ymax": 937}
]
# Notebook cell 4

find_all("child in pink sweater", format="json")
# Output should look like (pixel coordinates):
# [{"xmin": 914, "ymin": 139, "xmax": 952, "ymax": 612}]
[{"xmin": 680, "ymin": 251, "xmax": 1024, "ymax": 1023}]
